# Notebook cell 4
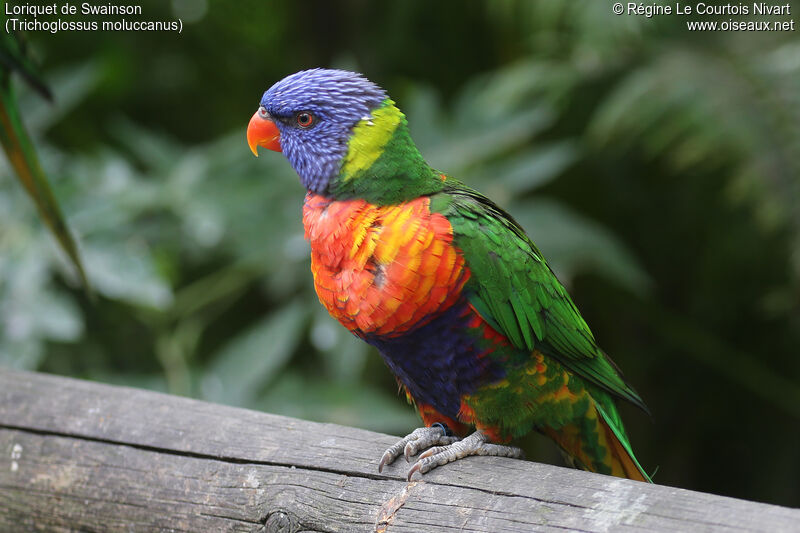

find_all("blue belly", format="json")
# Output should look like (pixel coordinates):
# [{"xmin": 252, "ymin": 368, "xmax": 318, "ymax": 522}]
[{"xmin": 363, "ymin": 299, "xmax": 506, "ymax": 419}]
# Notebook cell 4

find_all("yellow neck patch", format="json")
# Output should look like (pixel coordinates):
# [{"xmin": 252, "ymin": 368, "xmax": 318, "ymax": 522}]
[{"xmin": 340, "ymin": 101, "xmax": 403, "ymax": 181}]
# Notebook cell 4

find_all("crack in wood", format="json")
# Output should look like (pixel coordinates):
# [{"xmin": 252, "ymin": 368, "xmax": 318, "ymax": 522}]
[
  {"xmin": 0, "ymin": 421, "xmax": 390, "ymax": 482},
  {"xmin": 375, "ymin": 481, "xmax": 418, "ymax": 533},
  {"xmin": 1, "ymin": 421, "xmax": 562, "ymax": 506}
]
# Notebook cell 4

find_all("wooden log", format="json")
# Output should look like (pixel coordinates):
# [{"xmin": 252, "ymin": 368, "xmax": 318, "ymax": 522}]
[{"xmin": 0, "ymin": 369, "xmax": 796, "ymax": 532}]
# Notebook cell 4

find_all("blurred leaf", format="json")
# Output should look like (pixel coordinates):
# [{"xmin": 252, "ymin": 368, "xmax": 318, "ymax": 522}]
[
  {"xmin": 452, "ymin": 61, "xmax": 559, "ymax": 124},
  {"xmin": 589, "ymin": 45, "xmax": 800, "ymax": 235},
  {"xmin": 202, "ymin": 299, "xmax": 307, "ymax": 406},
  {"xmin": 0, "ymin": 75, "xmax": 90, "ymax": 290},
  {"xmin": 491, "ymin": 141, "xmax": 579, "ymax": 194},
  {"xmin": 21, "ymin": 61, "xmax": 100, "ymax": 134},
  {"xmin": 0, "ymin": 188, "xmax": 85, "ymax": 364},
  {"xmin": 509, "ymin": 198, "xmax": 651, "ymax": 294},
  {"xmin": 9, "ymin": 289, "xmax": 82, "ymax": 343},
  {"xmin": 0, "ymin": 338, "xmax": 43, "ymax": 370},
  {"xmin": 402, "ymin": 86, "xmax": 444, "ymax": 151},
  {"xmin": 311, "ymin": 308, "xmax": 369, "ymax": 384},
  {"xmin": 111, "ymin": 117, "xmax": 184, "ymax": 171},
  {"xmin": 0, "ymin": 31, "xmax": 51, "ymax": 100},
  {"xmin": 257, "ymin": 371, "xmax": 419, "ymax": 434},
  {"xmin": 420, "ymin": 104, "xmax": 553, "ymax": 173},
  {"xmin": 82, "ymin": 242, "xmax": 172, "ymax": 309},
  {"xmin": 407, "ymin": 71, "xmax": 557, "ymax": 175}
]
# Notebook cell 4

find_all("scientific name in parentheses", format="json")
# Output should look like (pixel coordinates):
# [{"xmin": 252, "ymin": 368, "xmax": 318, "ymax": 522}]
[{"xmin": 5, "ymin": 3, "xmax": 143, "ymax": 15}]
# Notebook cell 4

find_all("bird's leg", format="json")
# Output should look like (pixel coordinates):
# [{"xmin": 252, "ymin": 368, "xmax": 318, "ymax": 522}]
[
  {"xmin": 407, "ymin": 430, "xmax": 524, "ymax": 481},
  {"xmin": 378, "ymin": 424, "xmax": 459, "ymax": 473}
]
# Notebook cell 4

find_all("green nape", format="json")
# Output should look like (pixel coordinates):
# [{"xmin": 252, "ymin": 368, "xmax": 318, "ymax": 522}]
[{"xmin": 329, "ymin": 99, "xmax": 444, "ymax": 205}]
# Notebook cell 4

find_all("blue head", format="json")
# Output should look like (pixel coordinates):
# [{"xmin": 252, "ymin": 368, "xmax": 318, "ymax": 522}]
[{"xmin": 248, "ymin": 69, "xmax": 388, "ymax": 194}]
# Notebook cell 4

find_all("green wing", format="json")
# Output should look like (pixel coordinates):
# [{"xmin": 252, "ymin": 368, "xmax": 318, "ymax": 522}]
[{"xmin": 431, "ymin": 180, "xmax": 648, "ymax": 413}]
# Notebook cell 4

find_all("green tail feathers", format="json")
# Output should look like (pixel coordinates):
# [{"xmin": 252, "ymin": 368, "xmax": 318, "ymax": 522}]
[
  {"xmin": 544, "ymin": 394, "xmax": 651, "ymax": 482},
  {"xmin": 594, "ymin": 399, "xmax": 652, "ymax": 482}
]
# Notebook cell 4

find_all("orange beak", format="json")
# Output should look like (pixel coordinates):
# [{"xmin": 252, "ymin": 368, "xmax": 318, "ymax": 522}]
[{"xmin": 247, "ymin": 110, "xmax": 282, "ymax": 156}]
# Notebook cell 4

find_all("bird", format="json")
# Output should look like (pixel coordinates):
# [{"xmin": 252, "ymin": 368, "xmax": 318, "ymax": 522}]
[{"xmin": 247, "ymin": 68, "xmax": 651, "ymax": 482}]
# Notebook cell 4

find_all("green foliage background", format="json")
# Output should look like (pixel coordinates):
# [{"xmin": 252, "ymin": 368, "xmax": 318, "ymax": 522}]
[{"xmin": 2, "ymin": 0, "xmax": 799, "ymax": 506}]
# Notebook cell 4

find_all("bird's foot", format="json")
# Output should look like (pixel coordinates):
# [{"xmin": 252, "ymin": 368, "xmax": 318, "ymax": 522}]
[
  {"xmin": 378, "ymin": 424, "xmax": 459, "ymax": 474},
  {"xmin": 379, "ymin": 427, "xmax": 525, "ymax": 480},
  {"xmin": 407, "ymin": 430, "xmax": 524, "ymax": 481}
]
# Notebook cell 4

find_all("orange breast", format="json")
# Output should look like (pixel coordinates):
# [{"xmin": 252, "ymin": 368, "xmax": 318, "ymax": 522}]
[{"xmin": 303, "ymin": 193, "xmax": 468, "ymax": 337}]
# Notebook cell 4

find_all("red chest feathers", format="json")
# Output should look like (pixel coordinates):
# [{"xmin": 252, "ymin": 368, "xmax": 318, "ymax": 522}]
[{"xmin": 302, "ymin": 194, "xmax": 469, "ymax": 337}]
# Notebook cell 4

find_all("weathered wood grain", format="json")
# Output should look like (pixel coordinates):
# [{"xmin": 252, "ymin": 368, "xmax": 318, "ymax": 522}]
[{"xmin": 0, "ymin": 369, "xmax": 797, "ymax": 532}]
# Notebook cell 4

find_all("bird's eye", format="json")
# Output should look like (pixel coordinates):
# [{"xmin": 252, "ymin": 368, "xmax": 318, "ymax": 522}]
[
  {"xmin": 258, "ymin": 106, "xmax": 269, "ymax": 119},
  {"xmin": 296, "ymin": 112, "xmax": 314, "ymax": 128}
]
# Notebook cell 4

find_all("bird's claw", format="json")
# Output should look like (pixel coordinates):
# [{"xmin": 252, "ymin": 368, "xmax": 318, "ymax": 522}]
[
  {"xmin": 407, "ymin": 431, "xmax": 525, "ymax": 481},
  {"xmin": 378, "ymin": 425, "xmax": 459, "ymax": 473},
  {"xmin": 407, "ymin": 460, "xmax": 424, "ymax": 481},
  {"xmin": 378, "ymin": 451, "xmax": 393, "ymax": 473}
]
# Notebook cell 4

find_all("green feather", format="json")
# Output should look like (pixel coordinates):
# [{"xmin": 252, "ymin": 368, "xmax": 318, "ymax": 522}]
[
  {"xmin": 593, "ymin": 394, "xmax": 652, "ymax": 482},
  {"xmin": 431, "ymin": 180, "xmax": 649, "ymax": 414}
]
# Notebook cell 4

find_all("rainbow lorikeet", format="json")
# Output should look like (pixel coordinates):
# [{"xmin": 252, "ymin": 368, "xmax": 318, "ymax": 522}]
[{"xmin": 247, "ymin": 69, "xmax": 651, "ymax": 482}]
